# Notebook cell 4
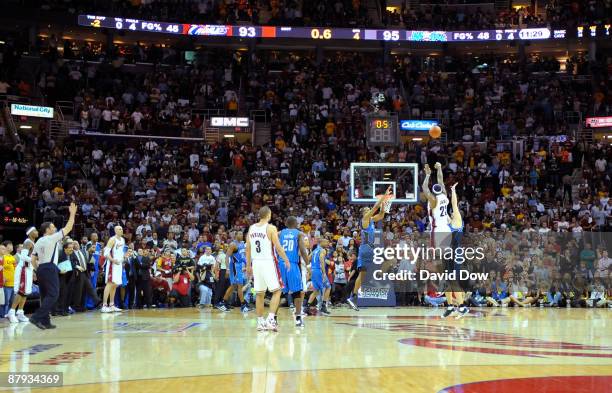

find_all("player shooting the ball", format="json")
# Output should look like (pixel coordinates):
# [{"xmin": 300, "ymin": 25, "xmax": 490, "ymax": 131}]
[
  {"xmin": 346, "ymin": 185, "xmax": 393, "ymax": 311},
  {"xmin": 422, "ymin": 162, "xmax": 451, "ymax": 248}
]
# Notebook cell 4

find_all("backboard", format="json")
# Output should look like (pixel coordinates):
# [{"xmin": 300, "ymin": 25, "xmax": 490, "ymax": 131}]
[{"xmin": 349, "ymin": 163, "xmax": 419, "ymax": 204}]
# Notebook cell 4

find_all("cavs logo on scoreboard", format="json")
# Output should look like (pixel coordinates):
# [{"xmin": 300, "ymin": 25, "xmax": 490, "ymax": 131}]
[{"xmin": 188, "ymin": 24, "xmax": 229, "ymax": 36}]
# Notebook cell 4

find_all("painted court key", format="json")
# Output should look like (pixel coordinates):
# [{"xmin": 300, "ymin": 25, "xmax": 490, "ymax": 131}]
[{"xmin": 0, "ymin": 372, "xmax": 63, "ymax": 387}]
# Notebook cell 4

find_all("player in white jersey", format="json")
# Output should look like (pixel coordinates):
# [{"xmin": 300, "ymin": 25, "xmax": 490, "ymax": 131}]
[
  {"xmin": 246, "ymin": 206, "xmax": 291, "ymax": 332},
  {"xmin": 423, "ymin": 162, "xmax": 452, "ymax": 248},
  {"xmin": 6, "ymin": 227, "xmax": 39, "ymax": 323},
  {"xmin": 101, "ymin": 226, "xmax": 128, "ymax": 313}
]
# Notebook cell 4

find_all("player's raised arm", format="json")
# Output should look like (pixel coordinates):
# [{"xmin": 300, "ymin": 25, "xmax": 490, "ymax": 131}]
[
  {"xmin": 450, "ymin": 182, "xmax": 461, "ymax": 223},
  {"xmin": 371, "ymin": 186, "xmax": 393, "ymax": 222},
  {"xmin": 362, "ymin": 185, "xmax": 390, "ymax": 227},
  {"xmin": 434, "ymin": 162, "xmax": 446, "ymax": 195},
  {"xmin": 268, "ymin": 225, "xmax": 290, "ymax": 270},
  {"xmin": 422, "ymin": 164, "xmax": 437, "ymax": 206},
  {"xmin": 62, "ymin": 202, "xmax": 78, "ymax": 236},
  {"xmin": 298, "ymin": 232, "xmax": 310, "ymax": 262}
]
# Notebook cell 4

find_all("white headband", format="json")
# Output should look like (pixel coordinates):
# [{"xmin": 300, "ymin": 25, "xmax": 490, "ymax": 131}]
[{"xmin": 26, "ymin": 227, "xmax": 36, "ymax": 236}]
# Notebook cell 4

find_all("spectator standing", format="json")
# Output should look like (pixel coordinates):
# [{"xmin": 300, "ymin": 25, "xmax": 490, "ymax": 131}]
[
  {"xmin": 134, "ymin": 248, "xmax": 153, "ymax": 308},
  {"xmin": 70, "ymin": 240, "xmax": 100, "ymax": 311},
  {"xmin": 213, "ymin": 244, "xmax": 228, "ymax": 306},
  {"xmin": 54, "ymin": 240, "xmax": 75, "ymax": 316},
  {"xmin": 1, "ymin": 241, "xmax": 16, "ymax": 318}
]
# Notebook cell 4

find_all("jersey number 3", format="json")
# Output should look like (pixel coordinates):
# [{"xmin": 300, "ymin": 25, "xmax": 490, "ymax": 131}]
[{"xmin": 255, "ymin": 240, "xmax": 261, "ymax": 253}]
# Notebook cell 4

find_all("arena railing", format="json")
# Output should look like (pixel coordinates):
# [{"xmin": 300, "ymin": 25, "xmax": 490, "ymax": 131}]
[{"xmin": 250, "ymin": 109, "xmax": 269, "ymax": 124}]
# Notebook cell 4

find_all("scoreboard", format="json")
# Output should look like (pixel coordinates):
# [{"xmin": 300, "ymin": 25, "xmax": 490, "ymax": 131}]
[
  {"xmin": 78, "ymin": 15, "xmax": 611, "ymax": 42},
  {"xmin": 366, "ymin": 114, "xmax": 399, "ymax": 147}
]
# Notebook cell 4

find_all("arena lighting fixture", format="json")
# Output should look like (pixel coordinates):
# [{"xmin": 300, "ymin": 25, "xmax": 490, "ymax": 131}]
[
  {"xmin": 223, "ymin": 134, "xmax": 235, "ymax": 138},
  {"xmin": 412, "ymin": 137, "xmax": 423, "ymax": 141},
  {"xmin": 19, "ymin": 125, "xmax": 32, "ymax": 129}
]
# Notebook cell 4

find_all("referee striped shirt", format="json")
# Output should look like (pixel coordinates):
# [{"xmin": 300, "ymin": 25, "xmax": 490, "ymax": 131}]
[{"xmin": 33, "ymin": 230, "xmax": 64, "ymax": 265}]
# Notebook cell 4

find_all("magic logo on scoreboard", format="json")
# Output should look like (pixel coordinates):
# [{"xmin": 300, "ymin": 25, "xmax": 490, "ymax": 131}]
[
  {"xmin": 399, "ymin": 119, "xmax": 438, "ymax": 131},
  {"xmin": 408, "ymin": 31, "xmax": 448, "ymax": 42}
]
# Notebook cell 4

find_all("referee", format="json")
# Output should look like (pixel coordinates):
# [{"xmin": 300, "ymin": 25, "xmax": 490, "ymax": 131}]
[{"xmin": 30, "ymin": 202, "xmax": 78, "ymax": 330}]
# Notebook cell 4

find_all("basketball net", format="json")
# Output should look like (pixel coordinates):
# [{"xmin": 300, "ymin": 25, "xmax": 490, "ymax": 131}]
[{"xmin": 376, "ymin": 194, "xmax": 394, "ymax": 213}]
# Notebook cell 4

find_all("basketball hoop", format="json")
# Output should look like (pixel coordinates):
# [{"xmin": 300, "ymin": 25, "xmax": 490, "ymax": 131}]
[{"xmin": 377, "ymin": 194, "xmax": 395, "ymax": 213}]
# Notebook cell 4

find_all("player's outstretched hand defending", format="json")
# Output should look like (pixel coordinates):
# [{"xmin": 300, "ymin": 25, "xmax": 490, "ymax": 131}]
[
  {"xmin": 434, "ymin": 162, "xmax": 442, "ymax": 170},
  {"xmin": 69, "ymin": 202, "xmax": 78, "ymax": 215},
  {"xmin": 450, "ymin": 182, "xmax": 458, "ymax": 192},
  {"xmin": 424, "ymin": 164, "xmax": 431, "ymax": 175}
]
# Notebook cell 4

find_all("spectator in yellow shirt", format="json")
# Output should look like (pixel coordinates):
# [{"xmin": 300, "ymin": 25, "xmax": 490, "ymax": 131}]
[
  {"xmin": 275, "ymin": 136, "xmax": 286, "ymax": 151},
  {"xmin": 2, "ymin": 241, "xmax": 16, "ymax": 318}
]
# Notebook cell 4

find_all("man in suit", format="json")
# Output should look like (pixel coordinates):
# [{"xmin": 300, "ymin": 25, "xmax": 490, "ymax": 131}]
[
  {"xmin": 70, "ymin": 240, "xmax": 101, "ymax": 311},
  {"xmin": 124, "ymin": 246, "xmax": 138, "ymax": 309},
  {"xmin": 54, "ymin": 240, "xmax": 75, "ymax": 316},
  {"xmin": 135, "ymin": 248, "xmax": 153, "ymax": 308}
]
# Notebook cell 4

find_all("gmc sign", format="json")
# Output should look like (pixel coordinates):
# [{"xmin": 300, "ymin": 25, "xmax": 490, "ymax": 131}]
[{"xmin": 211, "ymin": 117, "xmax": 250, "ymax": 127}]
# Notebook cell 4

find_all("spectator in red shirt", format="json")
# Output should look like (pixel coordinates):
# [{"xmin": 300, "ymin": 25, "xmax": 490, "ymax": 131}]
[
  {"xmin": 151, "ymin": 272, "xmax": 170, "ymax": 307},
  {"xmin": 168, "ymin": 267, "xmax": 194, "ymax": 307}
]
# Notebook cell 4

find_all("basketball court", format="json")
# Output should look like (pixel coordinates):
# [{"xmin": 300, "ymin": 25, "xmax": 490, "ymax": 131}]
[{"xmin": 1, "ymin": 308, "xmax": 610, "ymax": 392}]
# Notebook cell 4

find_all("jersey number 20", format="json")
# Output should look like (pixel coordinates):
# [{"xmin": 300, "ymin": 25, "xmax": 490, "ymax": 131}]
[{"xmin": 282, "ymin": 239, "xmax": 295, "ymax": 252}]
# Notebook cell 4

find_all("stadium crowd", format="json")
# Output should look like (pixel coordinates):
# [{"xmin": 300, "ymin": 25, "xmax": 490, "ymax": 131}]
[
  {"xmin": 11, "ymin": 35, "xmax": 608, "ymax": 145},
  {"xmin": 386, "ymin": 0, "xmax": 610, "ymax": 29}
]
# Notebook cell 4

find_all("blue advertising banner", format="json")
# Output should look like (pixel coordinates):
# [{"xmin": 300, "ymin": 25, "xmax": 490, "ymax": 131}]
[{"xmin": 400, "ymin": 119, "xmax": 438, "ymax": 131}]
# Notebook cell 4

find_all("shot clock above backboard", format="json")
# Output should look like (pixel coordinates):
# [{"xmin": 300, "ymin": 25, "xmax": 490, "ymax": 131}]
[{"xmin": 365, "ymin": 114, "xmax": 399, "ymax": 147}]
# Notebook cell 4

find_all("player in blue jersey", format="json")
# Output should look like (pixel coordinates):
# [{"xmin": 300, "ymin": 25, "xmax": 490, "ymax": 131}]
[
  {"xmin": 346, "ymin": 186, "xmax": 393, "ymax": 311},
  {"xmin": 218, "ymin": 231, "xmax": 250, "ymax": 313},
  {"xmin": 278, "ymin": 216, "xmax": 311, "ymax": 327},
  {"xmin": 442, "ymin": 182, "xmax": 470, "ymax": 319},
  {"xmin": 307, "ymin": 238, "xmax": 332, "ymax": 315}
]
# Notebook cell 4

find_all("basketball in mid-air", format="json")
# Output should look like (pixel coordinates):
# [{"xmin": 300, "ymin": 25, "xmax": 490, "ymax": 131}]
[{"xmin": 429, "ymin": 125, "xmax": 442, "ymax": 139}]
